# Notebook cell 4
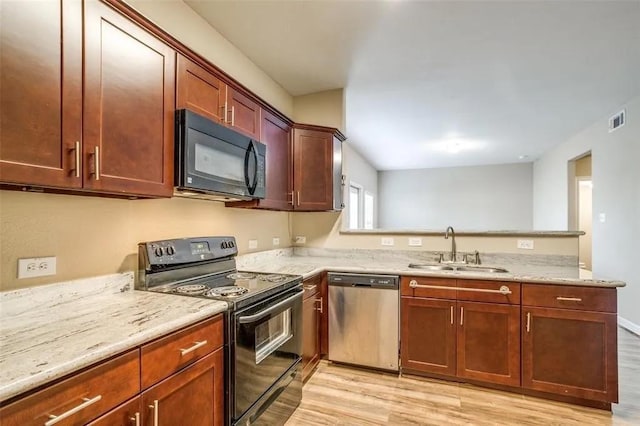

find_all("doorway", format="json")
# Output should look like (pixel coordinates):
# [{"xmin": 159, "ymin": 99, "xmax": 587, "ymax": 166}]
[{"xmin": 568, "ymin": 153, "xmax": 592, "ymax": 271}]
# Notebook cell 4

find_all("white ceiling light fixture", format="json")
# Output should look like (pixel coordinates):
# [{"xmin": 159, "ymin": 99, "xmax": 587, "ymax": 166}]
[{"xmin": 430, "ymin": 136, "xmax": 485, "ymax": 155}]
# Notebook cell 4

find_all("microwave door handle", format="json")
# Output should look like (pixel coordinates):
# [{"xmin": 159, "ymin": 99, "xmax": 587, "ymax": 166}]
[{"xmin": 244, "ymin": 141, "xmax": 258, "ymax": 195}]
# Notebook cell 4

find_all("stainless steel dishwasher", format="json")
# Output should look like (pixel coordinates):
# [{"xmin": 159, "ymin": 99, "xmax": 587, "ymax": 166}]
[{"xmin": 328, "ymin": 272, "xmax": 399, "ymax": 371}]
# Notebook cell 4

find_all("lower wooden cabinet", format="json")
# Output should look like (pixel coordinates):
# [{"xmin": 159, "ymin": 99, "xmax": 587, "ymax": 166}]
[
  {"xmin": 142, "ymin": 348, "xmax": 224, "ymax": 426},
  {"xmin": 522, "ymin": 307, "xmax": 618, "ymax": 403},
  {"xmin": 302, "ymin": 275, "xmax": 322, "ymax": 381},
  {"xmin": 457, "ymin": 301, "xmax": 520, "ymax": 387}
]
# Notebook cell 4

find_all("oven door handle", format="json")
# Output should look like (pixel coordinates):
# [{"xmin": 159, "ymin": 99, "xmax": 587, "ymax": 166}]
[{"xmin": 238, "ymin": 290, "xmax": 303, "ymax": 324}]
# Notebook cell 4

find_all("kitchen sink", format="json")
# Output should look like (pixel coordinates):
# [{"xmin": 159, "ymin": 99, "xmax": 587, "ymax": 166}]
[
  {"xmin": 407, "ymin": 263, "xmax": 455, "ymax": 271},
  {"xmin": 408, "ymin": 264, "xmax": 509, "ymax": 273}
]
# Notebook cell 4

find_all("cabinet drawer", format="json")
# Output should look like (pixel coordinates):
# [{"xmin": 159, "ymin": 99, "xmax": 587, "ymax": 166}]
[
  {"xmin": 0, "ymin": 350, "xmax": 139, "ymax": 426},
  {"xmin": 141, "ymin": 315, "xmax": 224, "ymax": 389},
  {"xmin": 522, "ymin": 284, "xmax": 616, "ymax": 313},
  {"xmin": 303, "ymin": 274, "xmax": 322, "ymax": 299},
  {"xmin": 401, "ymin": 276, "xmax": 456, "ymax": 299},
  {"xmin": 457, "ymin": 280, "xmax": 520, "ymax": 305}
]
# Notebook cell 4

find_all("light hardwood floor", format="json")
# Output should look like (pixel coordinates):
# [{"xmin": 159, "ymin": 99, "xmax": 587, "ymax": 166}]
[{"xmin": 287, "ymin": 328, "xmax": 639, "ymax": 425}]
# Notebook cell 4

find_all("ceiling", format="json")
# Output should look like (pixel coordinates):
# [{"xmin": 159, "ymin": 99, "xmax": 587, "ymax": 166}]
[{"xmin": 185, "ymin": 0, "xmax": 640, "ymax": 170}]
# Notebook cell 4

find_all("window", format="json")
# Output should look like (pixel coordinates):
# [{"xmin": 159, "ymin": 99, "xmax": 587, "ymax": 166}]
[
  {"xmin": 349, "ymin": 184, "xmax": 361, "ymax": 229},
  {"xmin": 364, "ymin": 192, "xmax": 374, "ymax": 230}
]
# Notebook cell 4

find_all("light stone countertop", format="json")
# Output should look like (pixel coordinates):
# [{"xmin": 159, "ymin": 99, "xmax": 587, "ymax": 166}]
[
  {"xmin": 237, "ymin": 248, "xmax": 625, "ymax": 288},
  {"xmin": 0, "ymin": 272, "xmax": 227, "ymax": 402}
]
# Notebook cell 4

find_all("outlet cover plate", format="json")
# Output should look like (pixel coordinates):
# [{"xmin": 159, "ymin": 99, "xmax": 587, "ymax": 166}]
[
  {"xmin": 517, "ymin": 239, "xmax": 534, "ymax": 250},
  {"xmin": 18, "ymin": 256, "xmax": 57, "ymax": 279},
  {"xmin": 408, "ymin": 237, "xmax": 422, "ymax": 247},
  {"xmin": 272, "ymin": 237, "xmax": 280, "ymax": 246},
  {"xmin": 295, "ymin": 236, "xmax": 306, "ymax": 244},
  {"xmin": 381, "ymin": 237, "xmax": 394, "ymax": 246},
  {"xmin": 248, "ymin": 240, "xmax": 258, "ymax": 249}
]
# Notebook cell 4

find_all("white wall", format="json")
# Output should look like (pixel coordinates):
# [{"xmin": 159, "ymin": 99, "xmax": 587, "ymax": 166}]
[
  {"xmin": 343, "ymin": 144, "xmax": 379, "ymax": 228},
  {"xmin": 378, "ymin": 163, "xmax": 533, "ymax": 230},
  {"xmin": 533, "ymin": 96, "xmax": 640, "ymax": 327}
]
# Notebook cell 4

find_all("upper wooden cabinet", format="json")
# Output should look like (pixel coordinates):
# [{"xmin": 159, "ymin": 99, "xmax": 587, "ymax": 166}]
[
  {"xmin": 0, "ymin": 0, "xmax": 82, "ymax": 188},
  {"xmin": 176, "ymin": 54, "xmax": 260, "ymax": 140},
  {"xmin": 0, "ymin": 0, "xmax": 175, "ymax": 198},
  {"xmin": 83, "ymin": 0, "xmax": 175, "ymax": 197},
  {"xmin": 292, "ymin": 125, "xmax": 344, "ymax": 211}
]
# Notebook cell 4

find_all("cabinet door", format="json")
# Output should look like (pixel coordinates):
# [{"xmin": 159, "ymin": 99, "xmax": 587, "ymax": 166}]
[
  {"xmin": 292, "ymin": 128, "xmax": 333, "ymax": 211},
  {"xmin": 400, "ymin": 297, "xmax": 456, "ymax": 376},
  {"xmin": 142, "ymin": 348, "xmax": 224, "ymax": 426},
  {"xmin": 227, "ymin": 87, "xmax": 260, "ymax": 139},
  {"xmin": 302, "ymin": 293, "xmax": 320, "ymax": 380},
  {"xmin": 259, "ymin": 110, "xmax": 293, "ymax": 210},
  {"xmin": 457, "ymin": 302, "xmax": 520, "ymax": 387},
  {"xmin": 84, "ymin": 1, "xmax": 175, "ymax": 197},
  {"xmin": 0, "ymin": 0, "xmax": 82, "ymax": 188},
  {"xmin": 176, "ymin": 55, "xmax": 226, "ymax": 124},
  {"xmin": 87, "ymin": 397, "xmax": 141, "ymax": 426},
  {"xmin": 522, "ymin": 307, "xmax": 618, "ymax": 403}
]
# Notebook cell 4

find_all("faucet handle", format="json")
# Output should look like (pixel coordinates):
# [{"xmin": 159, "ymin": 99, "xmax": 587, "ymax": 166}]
[
  {"xmin": 474, "ymin": 250, "xmax": 481, "ymax": 265},
  {"xmin": 437, "ymin": 253, "xmax": 444, "ymax": 263},
  {"xmin": 462, "ymin": 253, "xmax": 469, "ymax": 264}
]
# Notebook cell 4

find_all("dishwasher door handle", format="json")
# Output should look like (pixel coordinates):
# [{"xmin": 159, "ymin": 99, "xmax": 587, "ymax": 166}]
[{"xmin": 352, "ymin": 283, "xmax": 373, "ymax": 287}]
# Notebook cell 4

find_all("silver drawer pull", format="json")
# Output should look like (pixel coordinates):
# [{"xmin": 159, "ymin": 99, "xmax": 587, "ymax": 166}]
[
  {"xmin": 304, "ymin": 284, "xmax": 317, "ymax": 291},
  {"xmin": 130, "ymin": 412, "xmax": 140, "ymax": 426},
  {"xmin": 556, "ymin": 296, "xmax": 582, "ymax": 302},
  {"xmin": 44, "ymin": 395, "xmax": 102, "ymax": 425},
  {"xmin": 180, "ymin": 340, "xmax": 208, "ymax": 356},
  {"xmin": 409, "ymin": 280, "xmax": 512, "ymax": 295},
  {"xmin": 149, "ymin": 400, "xmax": 159, "ymax": 426}
]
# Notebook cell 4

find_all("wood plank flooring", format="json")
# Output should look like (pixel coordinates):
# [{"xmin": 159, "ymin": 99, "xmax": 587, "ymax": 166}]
[{"xmin": 287, "ymin": 328, "xmax": 640, "ymax": 425}]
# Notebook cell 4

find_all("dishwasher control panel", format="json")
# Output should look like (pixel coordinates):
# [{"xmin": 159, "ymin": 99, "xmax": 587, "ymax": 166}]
[{"xmin": 327, "ymin": 273, "xmax": 399, "ymax": 289}]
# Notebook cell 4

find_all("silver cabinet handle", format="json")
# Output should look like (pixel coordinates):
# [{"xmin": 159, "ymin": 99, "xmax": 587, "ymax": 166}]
[
  {"xmin": 460, "ymin": 306, "xmax": 464, "ymax": 326},
  {"xmin": 221, "ymin": 103, "xmax": 227, "ymax": 123},
  {"xmin": 148, "ymin": 400, "xmax": 159, "ymax": 426},
  {"xmin": 72, "ymin": 141, "xmax": 81, "ymax": 178},
  {"xmin": 315, "ymin": 297, "xmax": 323, "ymax": 314},
  {"xmin": 44, "ymin": 395, "xmax": 102, "ymax": 425},
  {"xmin": 556, "ymin": 296, "xmax": 582, "ymax": 302},
  {"xmin": 450, "ymin": 305, "xmax": 454, "ymax": 325},
  {"xmin": 296, "ymin": 191, "xmax": 301, "ymax": 207},
  {"xmin": 130, "ymin": 412, "xmax": 140, "ymax": 426},
  {"xmin": 408, "ymin": 280, "xmax": 512, "ymax": 295},
  {"xmin": 288, "ymin": 192, "xmax": 294, "ymax": 205},
  {"xmin": 92, "ymin": 146, "xmax": 100, "ymax": 180},
  {"xmin": 304, "ymin": 284, "xmax": 317, "ymax": 292},
  {"xmin": 231, "ymin": 105, "xmax": 235, "ymax": 126},
  {"xmin": 526, "ymin": 312, "xmax": 531, "ymax": 333},
  {"xmin": 180, "ymin": 340, "xmax": 208, "ymax": 356}
]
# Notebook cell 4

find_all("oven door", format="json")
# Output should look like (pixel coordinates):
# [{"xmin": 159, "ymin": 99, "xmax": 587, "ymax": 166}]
[{"xmin": 233, "ymin": 286, "xmax": 303, "ymax": 419}]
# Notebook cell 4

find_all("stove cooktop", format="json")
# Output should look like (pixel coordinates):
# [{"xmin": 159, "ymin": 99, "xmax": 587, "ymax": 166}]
[{"xmin": 146, "ymin": 270, "xmax": 302, "ymax": 309}]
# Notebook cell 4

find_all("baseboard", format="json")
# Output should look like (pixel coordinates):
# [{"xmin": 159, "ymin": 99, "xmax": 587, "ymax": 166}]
[{"xmin": 618, "ymin": 316, "xmax": 640, "ymax": 336}]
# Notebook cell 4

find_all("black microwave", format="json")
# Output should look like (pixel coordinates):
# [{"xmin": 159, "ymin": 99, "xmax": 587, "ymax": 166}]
[{"xmin": 175, "ymin": 109, "xmax": 266, "ymax": 201}]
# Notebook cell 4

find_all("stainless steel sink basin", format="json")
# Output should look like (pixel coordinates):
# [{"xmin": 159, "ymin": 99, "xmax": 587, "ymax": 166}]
[
  {"xmin": 455, "ymin": 266, "xmax": 509, "ymax": 273},
  {"xmin": 407, "ymin": 263, "xmax": 455, "ymax": 271},
  {"xmin": 407, "ymin": 264, "xmax": 509, "ymax": 273}
]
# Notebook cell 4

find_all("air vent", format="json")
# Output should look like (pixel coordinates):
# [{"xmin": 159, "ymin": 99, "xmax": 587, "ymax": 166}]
[{"xmin": 608, "ymin": 109, "xmax": 625, "ymax": 132}]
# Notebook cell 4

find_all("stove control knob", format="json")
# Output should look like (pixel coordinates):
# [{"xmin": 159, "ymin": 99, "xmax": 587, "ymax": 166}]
[
  {"xmin": 221, "ymin": 241, "xmax": 227, "ymax": 249},
  {"xmin": 229, "ymin": 241, "xmax": 235, "ymax": 248},
  {"xmin": 154, "ymin": 246, "xmax": 164, "ymax": 257},
  {"xmin": 166, "ymin": 245, "xmax": 175, "ymax": 255}
]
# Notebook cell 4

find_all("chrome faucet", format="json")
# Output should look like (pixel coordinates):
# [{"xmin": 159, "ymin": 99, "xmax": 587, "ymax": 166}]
[{"xmin": 444, "ymin": 226, "xmax": 456, "ymax": 262}]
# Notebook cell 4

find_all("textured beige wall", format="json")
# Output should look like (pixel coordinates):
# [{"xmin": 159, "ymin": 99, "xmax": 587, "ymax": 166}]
[
  {"xmin": 293, "ymin": 89, "xmax": 344, "ymax": 131},
  {"xmin": 0, "ymin": 191, "xmax": 291, "ymax": 291},
  {"xmin": 123, "ymin": 0, "xmax": 294, "ymax": 117},
  {"xmin": 292, "ymin": 212, "xmax": 579, "ymax": 255}
]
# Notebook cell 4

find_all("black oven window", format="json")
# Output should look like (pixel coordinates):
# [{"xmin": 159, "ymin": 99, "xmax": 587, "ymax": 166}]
[{"xmin": 255, "ymin": 308, "xmax": 293, "ymax": 364}]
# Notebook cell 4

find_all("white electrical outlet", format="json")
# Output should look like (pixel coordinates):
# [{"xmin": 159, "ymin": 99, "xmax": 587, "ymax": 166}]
[
  {"xmin": 295, "ymin": 236, "xmax": 306, "ymax": 244},
  {"xmin": 272, "ymin": 237, "xmax": 280, "ymax": 246},
  {"xmin": 248, "ymin": 239, "xmax": 258, "ymax": 249},
  {"xmin": 381, "ymin": 237, "xmax": 394, "ymax": 246},
  {"xmin": 18, "ymin": 256, "xmax": 57, "ymax": 279},
  {"xmin": 408, "ymin": 237, "xmax": 422, "ymax": 247},
  {"xmin": 517, "ymin": 239, "xmax": 534, "ymax": 250}
]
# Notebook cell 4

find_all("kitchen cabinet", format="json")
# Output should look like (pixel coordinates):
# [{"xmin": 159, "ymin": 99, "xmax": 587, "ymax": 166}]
[
  {"xmin": 522, "ymin": 284, "xmax": 618, "ymax": 403},
  {"xmin": 227, "ymin": 109, "xmax": 293, "ymax": 210},
  {"xmin": 0, "ymin": 315, "xmax": 224, "ymax": 426},
  {"xmin": 176, "ymin": 54, "xmax": 260, "ymax": 140},
  {"xmin": 302, "ymin": 274, "xmax": 323, "ymax": 381},
  {"xmin": 0, "ymin": 0, "xmax": 82, "ymax": 188},
  {"xmin": 292, "ymin": 125, "xmax": 344, "ymax": 211},
  {"xmin": 1, "ymin": 0, "xmax": 175, "ymax": 198},
  {"xmin": 0, "ymin": 350, "xmax": 140, "ymax": 425},
  {"xmin": 83, "ymin": 0, "xmax": 175, "ymax": 197},
  {"xmin": 141, "ymin": 348, "xmax": 224, "ymax": 426},
  {"xmin": 400, "ymin": 277, "xmax": 520, "ymax": 387}
]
